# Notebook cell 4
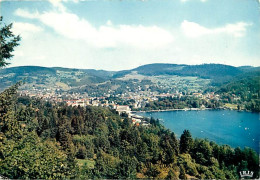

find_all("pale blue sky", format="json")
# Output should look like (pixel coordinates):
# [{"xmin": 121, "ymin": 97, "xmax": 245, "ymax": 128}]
[{"xmin": 1, "ymin": 0, "xmax": 259, "ymax": 70}]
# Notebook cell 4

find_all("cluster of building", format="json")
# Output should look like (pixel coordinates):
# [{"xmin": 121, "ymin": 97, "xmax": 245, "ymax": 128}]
[
  {"xmin": 19, "ymin": 86, "xmax": 225, "ymax": 111},
  {"xmin": 64, "ymin": 97, "xmax": 114, "ymax": 108},
  {"xmin": 19, "ymin": 89, "xmax": 63, "ymax": 102},
  {"xmin": 65, "ymin": 98, "xmax": 149, "ymax": 126},
  {"xmin": 19, "ymin": 88, "xmax": 150, "ymax": 126},
  {"xmin": 18, "ymin": 84, "xmax": 241, "ymax": 126}
]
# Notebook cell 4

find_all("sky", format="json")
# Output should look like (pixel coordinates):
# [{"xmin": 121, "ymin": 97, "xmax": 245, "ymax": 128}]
[{"xmin": 1, "ymin": 0, "xmax": 260, "ymax": 71}]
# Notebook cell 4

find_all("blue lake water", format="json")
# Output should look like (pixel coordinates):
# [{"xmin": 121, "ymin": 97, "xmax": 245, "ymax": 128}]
[{"xmin": 137, "ymin": 110, "xmax": 259, "ymax": 152}]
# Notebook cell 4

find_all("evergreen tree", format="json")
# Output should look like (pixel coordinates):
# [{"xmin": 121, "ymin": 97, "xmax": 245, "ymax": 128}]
[
  {"xmin": 0, "ymin": 16, "xmax": 21, "ymax": 68},
  {"xmin": 180, "ymin": 129, "xmax": 193, "ymax": 154},
  {"xmin": 179, "ymin": 165, "xmax": 187, "ymax": 180},
  {"xmin": 0, "ymin": 84, "xmax": 74, "ymax": 179},
  {"xmin": 166, "ymin": 169, "xmax": 178, "ymax": 180},
  {"xmin": 0, "ymin": 82, "xmax": 259, "ymax": 179},
  {"xmin": 119, "ymin": 156, "xmax": 138, "ymax": 178},
  {"xmin": 0, "ymin": 82, "xmax": 22, "ymax": 139}
]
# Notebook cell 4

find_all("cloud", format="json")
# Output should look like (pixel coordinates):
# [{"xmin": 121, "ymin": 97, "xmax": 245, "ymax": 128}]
[
  {"xmin": 12, "ymin": 22, "xmax": 43, "ymax": 40},
  {"xmin": 48, "ymin": 0, "xmax": 67, "ymax": 12},
  {"xmin": 181, "ymin": 20, "xmax": 251, "ymax": 38},
  {"xmin": 16, "ymin": 9, "xmax": 174, "ymax": 49},
  {"xmin": 10, "ymin": 0, "xmax": 259, "ymax": 70},
  {"xmin": 13, "ymin": 22, "xmax": 42, "ymax": 35},
  {"xmin": 47, "ymin": 0, "xmax": 83, "ymax": 11},
  {"xmin": 15, "ymin": 8, "xmax": 39, "ymax": 19}
]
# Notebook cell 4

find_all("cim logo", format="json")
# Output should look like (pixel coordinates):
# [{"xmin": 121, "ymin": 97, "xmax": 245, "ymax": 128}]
[{"xmin": 239, "ymin": 171, "xmax": 254, "ymax": 178}]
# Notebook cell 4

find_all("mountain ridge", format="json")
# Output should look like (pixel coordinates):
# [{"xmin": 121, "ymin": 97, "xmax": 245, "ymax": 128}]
[
  {"xmin": 3, "ymin": 63, "xmax": 259, "ymax": 74},
  {"xmin": 112, "ymin": 63, "xmax": 259, "ymax": 85},
  {"xmin": 1, "ymin": 63, "xmax": 259, "ymax": 91}
]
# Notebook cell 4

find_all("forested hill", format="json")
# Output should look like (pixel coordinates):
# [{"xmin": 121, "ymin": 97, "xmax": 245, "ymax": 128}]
[
  {"xmin": 0, "ymin": 83, "xmax": 259, "ymax": 179},
  {"xmin": 216, "ymin": 73, "xmax": 260, "ymax": 112},
  {"xmin": 134, "ymin": 63, "xmax": 242, "ymax": 77},
  {"xmin": 0, "ymin": 64, "xmax": 259, "ymax": 91},
  {"xmin": 0, "ymin": 66, "xmax": 113, "ymax": 91},
  {"xmin": 0, "ymin": 66, "xmax": 114, "ymax": 77},
  {"xmin": 113, "ymin": 63, "xmax": 257, "ymax": 84}
]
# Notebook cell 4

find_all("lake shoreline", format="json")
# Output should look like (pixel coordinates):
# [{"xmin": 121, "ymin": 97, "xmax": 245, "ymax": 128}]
[
  {"xmin": 132, "ymin": 107, "xmax": 214, "ymax": 113},
  {"xmin": 131, "ymin": 107, "xmax": 253, "ymax": 113}
]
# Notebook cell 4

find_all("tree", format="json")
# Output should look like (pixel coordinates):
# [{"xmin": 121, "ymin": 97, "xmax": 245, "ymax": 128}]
[
  {"xmin": 145, "ymin": 164, "xmax": 160, "ymax": 178},
  {"xmin": 180, "ymin": 130, "xmax": 193, "ymax": 154},
  {"xmin": 119, "ymin": 156, "xmax": 138, "ymax": 178},
  {"xmin": 179, "ymin": 165, "xmax": 187, "ymax": 180},
  {"xmin": 160, "ymin": 132, "xmax": 177, "ymax": 164},
  {"xmin": 0, "ymin": 82, "xmax": 22, "ymax": 139},
  {"xmin": 0, "ymin": 16, "xmax": 21, "ymax": 68},
  {"xmin": 166, "ymin": 169, "xmax": 178, "ymax": 180},
  {"xmin": 0, "ymin": 134, "xmax": 72, "ymax": 179},
  {"xmin": 0, "ymin": 84, "xmax": 74, "ymax": 179}
]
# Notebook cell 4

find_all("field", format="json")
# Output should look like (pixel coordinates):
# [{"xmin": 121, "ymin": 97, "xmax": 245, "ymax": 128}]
[{"xmin": 77, "ymin": 159, "xmax": 95, "ymax": 169}]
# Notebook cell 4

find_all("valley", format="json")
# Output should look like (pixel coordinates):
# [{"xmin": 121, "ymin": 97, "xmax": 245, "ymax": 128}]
[{"xmin": 0, "ymin": 63, "xmax": 259, "ymax": 112}]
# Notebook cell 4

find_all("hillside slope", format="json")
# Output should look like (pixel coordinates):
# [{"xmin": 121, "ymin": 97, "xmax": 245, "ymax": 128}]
[
  {"xmin": 113, "ymin": 63, "xmax": 249, "ymax": 85},
  {"xmin": 0, "ymin": 64, "xmax": 258, "ymax": 92},
  {"xmin": 0, "ymin": 66, "xmax": 113, "ymax": 91}
]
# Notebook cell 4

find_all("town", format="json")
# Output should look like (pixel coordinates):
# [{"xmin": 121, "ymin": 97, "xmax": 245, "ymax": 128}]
[{"xmin": 18, "ymin": 84, "xmax": 240, "ymax": 126}]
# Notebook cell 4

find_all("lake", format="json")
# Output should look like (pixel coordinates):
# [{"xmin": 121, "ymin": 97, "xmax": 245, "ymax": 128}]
[{"xmin": 136, "ymin": 110, "xmax": 259, "ymax": 152}]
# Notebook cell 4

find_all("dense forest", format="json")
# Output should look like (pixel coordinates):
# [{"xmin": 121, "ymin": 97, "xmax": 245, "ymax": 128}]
[
  {"xmin": 217, "ymin": 76, "xmax": 260, "ymax": 112},
  {"xmin": 138, "ymin": 96, "xmax": 222, "ymax": 111},
  {"xmin": 113, "ymin": 63, "xmax": 252, "ymax": 85},
  {"xmin": 135, "ymin": 74, "xmax": 260, "ymax": 112},
  {"xmin": 0, "ymin": 83, "xmax": 258, "ymax": 179}
]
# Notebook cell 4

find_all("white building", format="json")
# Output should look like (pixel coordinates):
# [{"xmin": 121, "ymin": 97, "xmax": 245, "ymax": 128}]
[{"xmin": 116, "ymin": 105, "xmax": 131, "ymax": 115}]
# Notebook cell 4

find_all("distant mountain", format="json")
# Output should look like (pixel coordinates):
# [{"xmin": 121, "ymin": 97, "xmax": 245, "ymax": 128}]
[
  {"xmin": 113, "ymin": 63, "xmax": 252, "ymax": 85},
  {"xmin": 112, "ymin": 63, "xmax": 184, "ymax": 78},
  {"xmin": 52, "ymin": 67, "xmax": 114, "ymax": 78},
  {"xmin": 0, "ymin": 66, "xmax": 56, "ymax": 75},
  {"xmin": 237, "ymin": 66, "xmax": 259, "ymax": 72},
  {"xmin": 0, "ymin": 63, "xmax": 259, "ymax": 91},
  {"xmin": 0, "ymin": 66, "xmax": 113, "ymax": 91}
]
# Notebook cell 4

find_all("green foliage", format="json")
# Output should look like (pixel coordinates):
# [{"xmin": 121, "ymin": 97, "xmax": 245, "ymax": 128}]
[
  {"xmin": 114, "ymin": 63, "xmax": 243, "ymax": 84},
  {"xmin": 0, "ymin": 16, "xmax": 21, "ymax": 68},
  {"xmin": 0, "ymin": 83, "xmax": 77, "ymax": 179},
  {"xmin": 143, "ymin": 96, "xmax": 222, "ymax": 111},
  {"xmin": 178, "ymin": 154, "xmax": 198, "ymax": 177},
  {"xmin": 0, "ymin": 82, "xmax": 23, "ymax": 139},
  {"xmin": 0, "ymin": 134, "xmax": 71, "ymax": 179},
  {"xmin": 119, "ymin": 155, "xmax": 138, "ymax": 178},
  {"xmin": 166, "ymin": 169, "xmax": 178, "ymax": 180},
  {"xmin": 145, "ymin": 163, "xmax": 160, "ymax": 178},
  {"xmin": 217, "ymin": 75, "xmax": 260, "ymax": 112},
  {"xmin": 180, "ymin": 129, "xmax": 193, "ymax": 154},
  {"xmin": 92, "ymin": 151, "xmax": 121, "ymax": 179},
  {"xmin": 0, "ymin": 84, "xmax": 259, "ymax": 179},
  {"xmin": 179, "ymin": 164, "xmax": 187, "ymax": 180}
]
